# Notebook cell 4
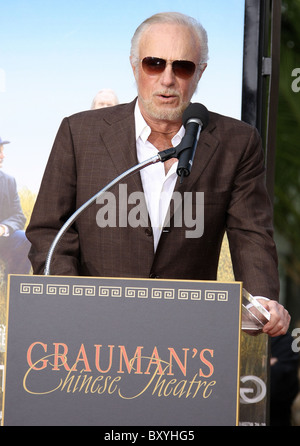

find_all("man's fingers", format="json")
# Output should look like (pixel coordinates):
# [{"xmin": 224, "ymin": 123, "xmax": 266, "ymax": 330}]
[{"xmin": 262, "ymin": 300, "xmax": 291, "ymax": 337}]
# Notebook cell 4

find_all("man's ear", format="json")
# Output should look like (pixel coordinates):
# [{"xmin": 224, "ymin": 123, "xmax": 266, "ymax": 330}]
[{"xmin": 197, "ymin": 63, "xmax": 207, "ymax": 82}]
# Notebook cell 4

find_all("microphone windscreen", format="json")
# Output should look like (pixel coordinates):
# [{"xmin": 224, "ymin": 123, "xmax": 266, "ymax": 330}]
[{"xmin": 182, "ymin": 103, "xmax": 209, "ymax": 129}]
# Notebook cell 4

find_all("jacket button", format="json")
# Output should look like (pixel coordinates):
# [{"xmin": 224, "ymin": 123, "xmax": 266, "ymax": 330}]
[{"xmin": 145, "ymin": 228, "xmax": 153, "ymax": 237}]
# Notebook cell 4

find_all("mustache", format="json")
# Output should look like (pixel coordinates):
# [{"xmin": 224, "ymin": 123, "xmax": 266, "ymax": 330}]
[{"xmin": 153, "ymin": 89, "xmax": 180, "ymax": 97}]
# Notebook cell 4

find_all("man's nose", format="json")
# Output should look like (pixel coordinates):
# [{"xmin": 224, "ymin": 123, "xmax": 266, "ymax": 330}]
[{"xmin": 160, "ymin": 63, "xmax": 176, "ymax": 86}]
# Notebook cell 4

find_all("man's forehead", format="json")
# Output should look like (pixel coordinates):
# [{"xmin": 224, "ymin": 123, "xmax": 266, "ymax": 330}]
[{"xmin": 139, "ymin": 23, "xmax": 200, "ymax": 58}]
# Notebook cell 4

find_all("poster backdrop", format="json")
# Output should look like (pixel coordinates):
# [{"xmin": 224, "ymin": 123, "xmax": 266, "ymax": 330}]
[{"xmin": 0, "ymin": 0, "xmax": 245, "ymax": 193}]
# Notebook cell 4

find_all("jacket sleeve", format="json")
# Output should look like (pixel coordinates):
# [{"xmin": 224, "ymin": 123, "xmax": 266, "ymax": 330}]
[
  {"xmin": 26, "ymin": 118, "xmax": 80, "ymax": 275},
  {"xmin": 226, "ymin": 126, "xmax": 280, "ymax": 300}
]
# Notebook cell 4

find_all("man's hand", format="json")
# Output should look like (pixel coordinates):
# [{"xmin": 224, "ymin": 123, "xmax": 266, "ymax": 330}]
[{"xmin": 259, "ymin": 299, "xmax": 291, "ymax": 337}]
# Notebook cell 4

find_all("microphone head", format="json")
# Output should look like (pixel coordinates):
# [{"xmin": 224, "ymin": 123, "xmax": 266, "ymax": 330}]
[{"xmin": 182, "ymin": 103, "xmax": 209, "ymax": 129}]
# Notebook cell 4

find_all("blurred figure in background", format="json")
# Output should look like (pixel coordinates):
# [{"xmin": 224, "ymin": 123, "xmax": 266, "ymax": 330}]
[
  {"xmin": 0, "ymin": 137, "xmax": 31, "ymax": 277},
  {"xmin": 91, "ymin": 89, "xmax": 119, "ymax": 109}
]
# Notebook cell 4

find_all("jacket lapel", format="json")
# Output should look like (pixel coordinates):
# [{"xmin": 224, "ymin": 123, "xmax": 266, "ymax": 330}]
[
  {"xmin": 98, "ymin": 99, "xmax": 149, "ymax": 227},
  {"xmin": 98, "ymin": 100, "xmax": 144, "ymax": 192}
]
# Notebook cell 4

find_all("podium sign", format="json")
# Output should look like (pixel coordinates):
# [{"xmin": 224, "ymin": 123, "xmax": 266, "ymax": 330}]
[{"xmin": 3, "ymin": 275, "xmax": 242, "ymax": 426}]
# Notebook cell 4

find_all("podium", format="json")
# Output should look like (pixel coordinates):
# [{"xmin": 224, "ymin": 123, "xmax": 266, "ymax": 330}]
[{"xmin": 2, "ymin": 274, "xmax": 269, "ymax": 426}]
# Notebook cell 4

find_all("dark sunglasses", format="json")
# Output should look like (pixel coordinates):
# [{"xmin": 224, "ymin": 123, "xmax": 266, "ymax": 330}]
[{"xmin": 141, "ymin": 57, "xmax": 198, "ymax": 79}]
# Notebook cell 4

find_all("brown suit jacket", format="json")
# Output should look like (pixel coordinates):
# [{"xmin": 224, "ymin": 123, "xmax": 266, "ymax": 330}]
[{"xmin": 26, "ymin": 99, "xmax": 279, "ymax": 299}]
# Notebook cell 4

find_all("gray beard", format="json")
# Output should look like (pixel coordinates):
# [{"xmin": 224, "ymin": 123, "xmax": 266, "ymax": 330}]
[{"xmin": 139, "ymin": 97, "xmax": 189, "ymax": 122}]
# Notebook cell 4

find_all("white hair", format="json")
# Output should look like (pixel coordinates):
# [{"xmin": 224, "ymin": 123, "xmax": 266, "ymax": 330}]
[{"xmin": 130, "ymin": 12, "xmax": 209, "ymax": 68}]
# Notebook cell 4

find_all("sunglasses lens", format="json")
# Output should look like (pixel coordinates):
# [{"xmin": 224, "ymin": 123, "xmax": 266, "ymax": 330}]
[
  {"xmin": 141, "ymin": 57, "xmax": 196, "ymax": 79},
  {"xmin": 173, "ymin": 60, "xmax": 196, "ymax": 79},
  {"xmin": 142, "ymin": 57, "xmax": 166, "ymax": 75}
]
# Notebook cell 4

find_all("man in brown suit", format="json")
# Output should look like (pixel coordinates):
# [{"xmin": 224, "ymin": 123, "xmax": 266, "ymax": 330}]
[{"xmin": 26, "ymin": 12, "xmax": 290, "ymax": 336}]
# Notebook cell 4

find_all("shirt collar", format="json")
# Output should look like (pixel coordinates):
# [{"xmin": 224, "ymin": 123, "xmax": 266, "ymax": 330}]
[{"xmin": 134, "ymin": 103, "xmax": 151, "ymax": 143}]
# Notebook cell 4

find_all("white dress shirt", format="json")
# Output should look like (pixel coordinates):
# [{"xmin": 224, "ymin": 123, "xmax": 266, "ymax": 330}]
[{"xmin": 135, "ymin": 103, "xmax": 184, "ymax": 252}]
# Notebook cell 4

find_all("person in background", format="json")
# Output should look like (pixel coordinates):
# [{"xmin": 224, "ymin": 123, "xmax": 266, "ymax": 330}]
[
  {"xmin": 0, "ymin": 137, "xmax": 31, "ymax": 277},
  {"xmin": 91, "ymin": 89, "xmax": 119, "ymax": 109}
]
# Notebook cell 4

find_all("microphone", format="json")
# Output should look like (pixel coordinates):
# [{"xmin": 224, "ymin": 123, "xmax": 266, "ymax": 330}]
[{"xmin": 176, "ymin": 103, "xmax": 209, "ymax": 183}]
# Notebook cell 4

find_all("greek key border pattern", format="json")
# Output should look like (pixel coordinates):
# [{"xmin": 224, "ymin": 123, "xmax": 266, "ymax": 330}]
[{"xmin": 19, "ymin": 282, "xmax": 229, "ymax": 302}]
